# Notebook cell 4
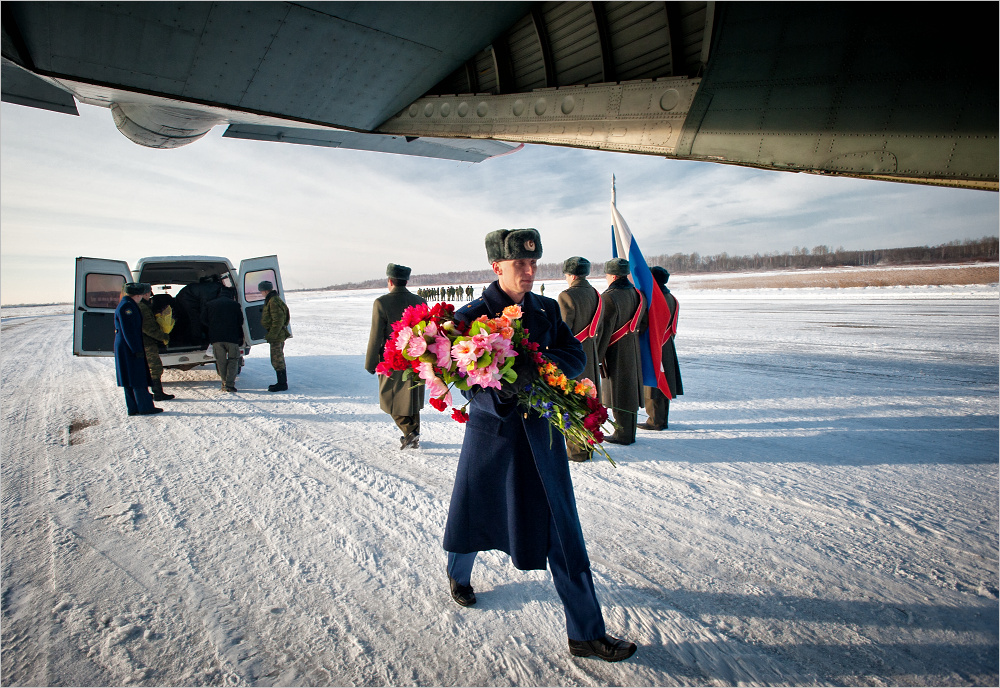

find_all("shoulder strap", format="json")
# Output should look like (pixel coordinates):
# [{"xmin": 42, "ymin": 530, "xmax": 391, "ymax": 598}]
[
  {"xmin": 608, "ymin": 289, "xmax": 644, "ymax": 346},
  {"xmin": 574, "ymin": 288, "xmax": 603, "ymax": 342}
]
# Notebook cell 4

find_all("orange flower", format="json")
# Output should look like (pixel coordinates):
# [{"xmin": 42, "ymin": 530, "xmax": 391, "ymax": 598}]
[
  {"xmin": 501, "ymin": 326, "xmax": 514, "ymax": 339},
  {"xmin": 502, "ymin": 304, "xmax": 522, "ymax": 320}
]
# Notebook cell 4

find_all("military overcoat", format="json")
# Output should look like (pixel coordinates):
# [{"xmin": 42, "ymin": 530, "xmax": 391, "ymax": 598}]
[
  {"xmin": 365, "ymin": 286, "xmax": 427, "ymax": 416},
  {"xmin": 595, "ymin": 278, "xmax": 644, "ymax": 414},
  {"xmin": 113, "ymin": 297, "xmax": 151, "ymax": 388},
  {"xmin": 556, "ymin": 278, "xmax": 603, "ymax": 400},
  {"xmin": 443, "ymin": 281, "xmax": 592, "ymax": 574},
  {"xmin": 660, "ymin": 288, "xmax": 683, "ymax": 397}
]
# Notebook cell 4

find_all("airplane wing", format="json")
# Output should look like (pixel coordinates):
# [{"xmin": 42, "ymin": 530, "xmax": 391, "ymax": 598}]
[
  {"xmin": 2, "ymin": 2, "xmax": 996, "ymax": 187},
  {"xmin": 222, "ymin": 124, "xmax": 523, "ymax": 163}
]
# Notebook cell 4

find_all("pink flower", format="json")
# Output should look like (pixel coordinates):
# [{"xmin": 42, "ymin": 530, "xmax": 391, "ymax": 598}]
[
  {"xmin": 405, "ymin": 335, "xmax": 427, "ymax": 358},
  {"xmin": 395, "ymin": 326, "xmax": 414, "ymax": 352},
  {"xmin": 471, "ymin": 332, "xmax": 499, "ymax": 357},
  {"xmin": 467, "ymin": 363, "xmax": 503, "ymax": 390},
  {"xmin": 451, "ymin": 338, "xmax": 479, "ymax": 369},
  {"xmin": 416, "ymin": 361, "xmax": 436, "ymax": 382},
  {"xmin": 429, "ymin": 334, "xmax": 452, "ymax": 368},
  {"xmin": 424, "ymin": 375, "xmax": 452, "ymax": 407}
]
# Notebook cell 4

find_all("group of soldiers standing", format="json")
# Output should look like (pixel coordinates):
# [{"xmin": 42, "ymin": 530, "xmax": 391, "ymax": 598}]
[
  {"xmin": 416, "ymin": 285, "xmax": 476, "ymax": 301},
  {"xmin": 558, "ymin": 256, "xmax": 683, "ymax": 459},
  {"xmin": 364, "ymin": 253, "xmax": 683, "ymax": 458}
]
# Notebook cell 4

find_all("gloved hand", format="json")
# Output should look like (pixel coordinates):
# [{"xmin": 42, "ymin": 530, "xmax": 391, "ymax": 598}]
[{"xmin": 498, "ymin": 354, "xmax": 538, "ymax": 401}]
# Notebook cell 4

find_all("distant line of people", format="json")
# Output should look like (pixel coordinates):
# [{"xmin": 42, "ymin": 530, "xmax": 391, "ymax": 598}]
[
  {"xmin": 113, "ymin": 279, "xmax": 291, "ymax": 416},
  {"xmin": 416, "ymin": 285, "xmax": 475, "ymax": 301}
]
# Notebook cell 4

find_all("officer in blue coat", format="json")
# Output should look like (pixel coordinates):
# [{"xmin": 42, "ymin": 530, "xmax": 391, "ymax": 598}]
[
  {"xmin": 114, "ymin": 283, "xmax": 163, "ymax": 416},
  {"xmin": 443, "ymin": 228, "xmax": 636, "ymax": 663}
]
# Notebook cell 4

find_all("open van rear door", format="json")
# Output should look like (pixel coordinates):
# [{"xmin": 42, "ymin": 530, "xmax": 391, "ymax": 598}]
[
  {"xmin": 74, "ymin": 257, "xmax": 131, "ymax": 356},
  {"xmin": 238, "ymin": 255, "xmax": 283, "ymax": 345}
]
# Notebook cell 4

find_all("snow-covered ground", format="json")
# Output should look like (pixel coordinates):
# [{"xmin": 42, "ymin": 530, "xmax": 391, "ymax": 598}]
[{"xmin": 2, "ymin": 279, "xmax": 997, "ymax": 686}]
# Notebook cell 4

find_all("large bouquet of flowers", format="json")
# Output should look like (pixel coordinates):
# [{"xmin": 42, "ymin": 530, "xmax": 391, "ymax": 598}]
[{"xmin": 376, "ymin": 302, "xmax": 617, "ymax": 464}]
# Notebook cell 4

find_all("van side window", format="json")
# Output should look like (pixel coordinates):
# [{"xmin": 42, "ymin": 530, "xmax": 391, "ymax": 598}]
[
  {"xmin": 86, "ymin": 273, "xmax": 126, "ymax": 308},
  {"xmin": 244, "ymin": 270, "xmax": 276, "ymax": 302}
]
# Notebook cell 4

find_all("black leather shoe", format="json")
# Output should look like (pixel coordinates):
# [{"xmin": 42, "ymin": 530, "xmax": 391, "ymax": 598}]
[
  {"xmin": 638, "ymin": 421, "xmax": 663, "ymax": 431},
  {"xmin": 139, "ymin": 407, "xmax": 164, "ymax": 415},
  {"xmin": 449, "ymin": 576, "xmax": 476, "ymax": 607},
  {"xmin": 568, "ymin": 634, "xmax": 637, "ymax": 662}
]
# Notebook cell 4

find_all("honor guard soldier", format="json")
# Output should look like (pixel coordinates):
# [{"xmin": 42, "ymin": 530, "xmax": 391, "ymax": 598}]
[
  {"xmin": 557, "ymin": 256, "xmax": 604, "ymax": 462},
  {"xmin": 365, "ymin": 263, "xmax": 427, "ymax": 449},
  {"xmin": 640, "ymin": 266, "xmax": 683, "ymax": 429},
  {"xmin": 443, "ymin": 229, "xmax": 637, "ymax": 663},
  {"xmin": 595, "ymin": 258, "xmax": 644, "ymax": 445}
]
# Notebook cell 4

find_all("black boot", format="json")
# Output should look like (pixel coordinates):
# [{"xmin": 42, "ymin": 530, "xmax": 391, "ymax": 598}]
[
  {"xmin": 268, "ymin": 369, "xmax": 288, "ymax": 392},
  {"xmin": 568, "ymin": 634, "xmax": 637, "ymax": 662},
  {"xmin": 151, "ymin": 380, "xmax": 175, "ymax": 401}
]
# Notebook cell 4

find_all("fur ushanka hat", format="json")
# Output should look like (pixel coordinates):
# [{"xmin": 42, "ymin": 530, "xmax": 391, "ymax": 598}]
[
  {"xmin": 485, "ymin": 229, "xmax": 543, "ymax": 263},
  {"xmin": 562, "ymin": 256, "xmax": 591, "ymax": 276},
  {"xmin": 651, "ymin": 265, "xmax": 670, "ymax": 285},
  {"xmin": 124, "ymin": 282, "xmax": 148, "ymax": 296},
  {"xmin": 386, "ymin": 263, "xmax": 412, "ymax": 280},
  {"xmin": 605, "ymin": 257, "xmax": 631, "ymax": 277}
]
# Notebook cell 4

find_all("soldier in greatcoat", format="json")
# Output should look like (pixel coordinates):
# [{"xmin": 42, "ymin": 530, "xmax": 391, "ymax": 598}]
[
  {"xmin": 640, "ymin": 266, "xmax": 683, "ymax": 430},
  {"xmin": 595, "ymin": 258, "xmax": 644, "ymax": 445},
  {"xmin": 365, "ymin": 263, "xmax": 427, "ymax": 449},
  {"xmin": 137, "ymin": 285, "xmax": 175, "ymax": 401},
  {"xmin": 557, "ymin": 256, "xmax": 603, "ymax": 462},
  {"xmin": 114, "ymin": 283, "xmax": 163, "ymax": 416},
  {"xmin": 443, "ymin": 229, "xmax": 636, "ymax": 663}
]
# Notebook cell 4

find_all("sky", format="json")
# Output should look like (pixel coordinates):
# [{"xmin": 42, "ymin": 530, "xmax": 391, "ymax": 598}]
[{"xmin": 1, "ymin": 100, "xmax": 997, "ymax": 305}]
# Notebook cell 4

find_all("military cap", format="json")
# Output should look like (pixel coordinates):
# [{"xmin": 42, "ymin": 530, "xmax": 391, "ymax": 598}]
[
  {"xmin": 605, "ymin": 257, "xmax": 630, "ymax": 276},
  {"xmin": 485, "ymin": 228, "xmax": 543, "ymax": 263},
  {"xmin": 386, "ymin": 263, "xmax": 411, "ymax": 280},
  {"xmin": 651, "ymin": 265, "xmax": 670, "ymax": 285},
  {"xmin": 562, "ymin": 256, "xmax": 591, "ymax": 276},
  {"xmin": 123, "ymin": 282, "xmax": 146, "ymax": 296},
  {"xmin": 258, "ymin": 280, "xmax": 274, "ymax": 292}
]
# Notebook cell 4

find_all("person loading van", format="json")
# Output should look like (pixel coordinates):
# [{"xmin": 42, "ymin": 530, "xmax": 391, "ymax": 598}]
[{"xmin": 259, "ymin": 280, "xmax": 291, "ymax": 392}]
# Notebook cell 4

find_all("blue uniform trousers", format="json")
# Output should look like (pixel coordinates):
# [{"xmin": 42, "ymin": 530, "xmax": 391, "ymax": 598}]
[
  {"xmin": 447, "ymin": 517, "xmax": 606, "ymax": 642},
  {"xmin": 123, "ymin": 385, "xmax": 155, "ymax": 415}
]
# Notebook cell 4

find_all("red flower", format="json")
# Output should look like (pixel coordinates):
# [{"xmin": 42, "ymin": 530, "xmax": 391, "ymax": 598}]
[
  {"xmin": 429, "ymin": 397, "xmax": 448, "ymax": 412},
  {"xmin": 381, "ymin": 338, "xmax": 409, "ymax": 371},
  {"xmin": 451, "ymin": 408, "xmax": 469, "ymax": 423}
]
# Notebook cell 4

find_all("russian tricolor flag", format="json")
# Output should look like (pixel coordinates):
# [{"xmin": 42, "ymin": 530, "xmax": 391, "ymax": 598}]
[{"xmin": 610, "ymin": 177, "xmax": 674, "ymax": 399}]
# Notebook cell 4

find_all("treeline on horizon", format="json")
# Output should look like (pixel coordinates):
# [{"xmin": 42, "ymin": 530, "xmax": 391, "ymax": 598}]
[{"xmin": 322, "ymin": 236, "xmax": 999, "ymax": 291}]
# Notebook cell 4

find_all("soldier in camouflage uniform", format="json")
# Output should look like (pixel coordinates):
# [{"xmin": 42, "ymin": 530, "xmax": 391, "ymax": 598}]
[
  {"xmin": 138, "ymin": 285, "xmax": 175, "ymax": 401},
  {"xmin": 259, "ymin": 280, "xmax": 291, "ymax": 392}
]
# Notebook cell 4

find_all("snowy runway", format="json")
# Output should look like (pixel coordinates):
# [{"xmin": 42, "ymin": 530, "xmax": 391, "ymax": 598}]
[{"xmin": 2, "ymin": 281, "xmax": 997, "ymax": 686}]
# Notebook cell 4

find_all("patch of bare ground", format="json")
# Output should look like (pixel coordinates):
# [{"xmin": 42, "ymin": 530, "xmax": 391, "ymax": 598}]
[{"xmin": 689, "ymin": 265, "xmax": 999, "ymax": 290}]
